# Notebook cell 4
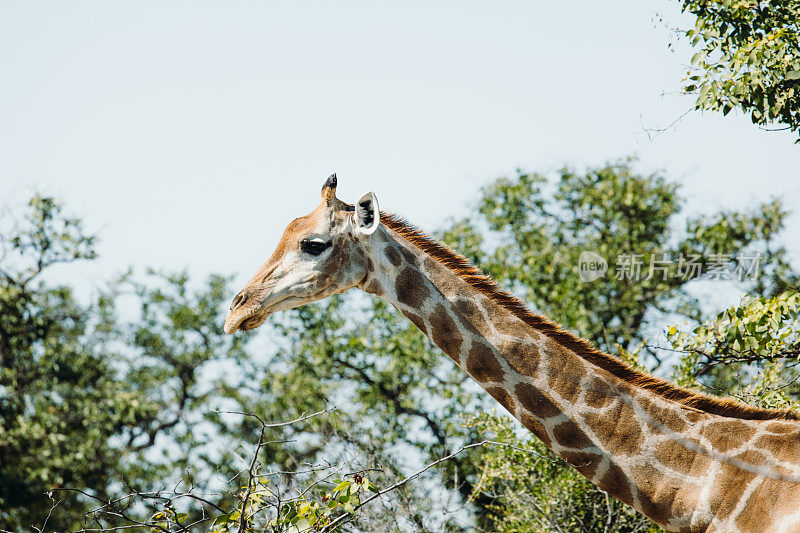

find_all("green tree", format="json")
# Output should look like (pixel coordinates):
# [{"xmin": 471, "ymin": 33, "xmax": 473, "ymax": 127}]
[
  {"xmin": 0, "ymin": 196, "xmax": 144, "ymax": 527},
  {"xmin": 466, "ymin": 291, "xmax": 800, "ymax": 532},
  {"xmin": 446, "ymin": 161, "xmax": 792, "ymax": 361},
  {"xmin": 216, "ymin": 160, "xmax": 795, "ymax": 531},
  {"xmin": 0, "ymin": 197, "xmax": 251, "ymax": 530},
  {"xmin": 670, "ymin": 291, "xmax": 800, "ymax": 409},
  {"xmin": 442, "ymin": 161, "xmax": 795, "ymax": 530},
  {"xmin": 465, "ymin": 414, "xmax": 658, "ymax": 533},
  {"xmin": 679, "ymin": 0, "xmax": 800, "ymax": 139},
  {"xmin": 6, "ymin": 160, "xmax": 797, "ymax": 532}
]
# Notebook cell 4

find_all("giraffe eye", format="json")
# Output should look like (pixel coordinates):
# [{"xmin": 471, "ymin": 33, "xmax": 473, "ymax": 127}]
[{"xmin": 300, "ymin": 238, "xmax": 331, "ymax": 256}]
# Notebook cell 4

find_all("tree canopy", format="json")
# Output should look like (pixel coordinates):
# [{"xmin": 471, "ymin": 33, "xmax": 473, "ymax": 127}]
[
  {"xmin": 2, "ymin": 159, "xmax": 797, "ymax": 531},
  {"xmin": 680, "ymin": 0, "xmax": 800, "ymax": 139}
]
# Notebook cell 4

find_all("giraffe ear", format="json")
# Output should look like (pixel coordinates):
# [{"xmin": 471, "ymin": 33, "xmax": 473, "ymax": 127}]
[{"xmin": 354, "ymin": 191, "xmax": 380, "ymax": 236}]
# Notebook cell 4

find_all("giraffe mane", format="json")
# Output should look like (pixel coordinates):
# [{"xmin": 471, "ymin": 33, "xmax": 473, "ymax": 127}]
[{"xmin": 380, "ymin": 212, "xmax": 799, "ymax": 422}]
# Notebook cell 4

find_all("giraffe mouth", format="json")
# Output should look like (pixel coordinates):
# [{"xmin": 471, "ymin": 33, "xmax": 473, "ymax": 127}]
[
  {"xmin": 224, "ymin": 301, "xmax": 270, "ymax": 334},
  {"xmin": 223, "ymin": 295, "xmax": 305, "ymax": 334},
  {"xmin": 224, "ymin": 308, "xmax": 258, "ymax": 334},
  {"xmin": 238, "ymin": 312, "xmax": 269, "ymax": 332}
]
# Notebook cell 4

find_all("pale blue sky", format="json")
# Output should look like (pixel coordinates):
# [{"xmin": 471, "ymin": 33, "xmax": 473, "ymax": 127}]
[{"xmin": 1, "ymin": 1, "xmax": 798, "ymax": 295}]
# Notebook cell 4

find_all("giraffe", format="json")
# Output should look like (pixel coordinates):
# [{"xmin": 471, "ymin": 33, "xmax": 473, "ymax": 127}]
[{"xmin": 224, "ymin": 175, "xmax": 800, "ymax": 532}]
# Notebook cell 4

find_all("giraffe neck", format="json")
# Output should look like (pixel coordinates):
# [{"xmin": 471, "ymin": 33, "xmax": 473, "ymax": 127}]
[{"xmin": 358, "ymin": 225, "xmax": 800, "ymax": 531}]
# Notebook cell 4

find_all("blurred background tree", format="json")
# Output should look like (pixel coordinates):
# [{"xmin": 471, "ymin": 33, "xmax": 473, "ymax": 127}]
[{"xmin": 2, "ymin": 158, "xmax": 797, "ymax": 532}]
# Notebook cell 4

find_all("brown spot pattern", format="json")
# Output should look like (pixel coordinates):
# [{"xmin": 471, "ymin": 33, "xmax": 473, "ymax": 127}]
[
  {"xmin": 630, "ymin": 464, "xmax": 680, "ymax": 525},
  {"xmin": 754, "ymin": 433, "xmax": 800, "ymax": 464},
  {"xmin": 544, "ymin": 338, "xmax": 569, "ymax": 376},
  {"xmin": 684, "ymin": 410, "xmax": 703, "ymax": 423},
  {"xmin": 707, "ymin": 450, "xmax": 763, "ymax": 519},
  {"xmin": 552, "ymin": 420, "xmax": 593, "ymax": 450},
  {"xmin": 429, "ymin": 268, "xmax": 463, "ymax": 297},
  {"xmin": 520, "ymin": 413, "xmax": 551, "ymax": 446},
  {"xmin": 363, "ymin": 279, "xmax": 382, "ymax": 296},
  {"xmin": 562, "ymin": 451, "xmax": 603, "ymax": 479},
  {"xmin": 582, "ymin": 401, "xmax": 644, "ymax": 456},
  {"xmin": 485, "ymin": 302, "xmax": 523, "ymax": 337},
  {"xmin": 584, "ymin": 378, "xmax": 614, "ymax": 408},
  {"xmin": 399, "ymin": 245, "xmax": 418, "ymax": 266},
  {"xmin": 598, "ymin": 463, "xmax": 634, "ymax": 506},
  {"xmin": 381, "ymin": 213, "xmax": 799, "ymax": 423},
  {"xmin": 429, "ymin": 304, "xmax": 463, "ymax": 358},
  {"xmin": 454, "ymin": 299, "xmax": 489, "ymax": 336},
  {"xmin": 486, "ymin": 387, "xmax": 516, "ymax": 414},
  {"xmin": 766, "ymin": 421, "xmax": 799, "ymax": 434},
  {"xmin": 515, "ymin": 382, "xmax": 560, "ymax": 419},
  {"xmin": 735, "ymin": 478, "xmax": 800, "ymax": 531},
  {"xmin": 501, "ymin": 340, "xmax": 540, "ymax": 377},
  {"xmin": 317, "ymin": 241, "xmax": 349, "ymax": 284},
  {"xmin": 640, "ymin": 398, "xmax": 689, "ymax": 433},
  {"xmin": 548, "ymin": 373, "xmax": 583, "ymax": 404},
  {"xmin": 704, "ymin": 420, "xmax": 757, "ymax": 453},
  {"xmin": 385, "ymin": 246, "xmax": 402, "ymax": 266},
  {"xmin": 401, "ymin": 310, "xmax": 427, "ymax": 335},
  {"xmin": 466, "ymin": 339, "xmax": 504, "ymax": 382},
  {"xmin": 395, "ymin": 267, "xmax": 429, "ymax": 309},
  {"xmin": 653, "ymin": 439, "xmax": 709, "ymax": 475}
]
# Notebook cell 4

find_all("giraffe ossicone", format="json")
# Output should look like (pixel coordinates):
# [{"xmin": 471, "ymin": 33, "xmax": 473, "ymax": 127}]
[{"xmin": 224, "ymin": 176, "xmax": 800, "ymax": 532}]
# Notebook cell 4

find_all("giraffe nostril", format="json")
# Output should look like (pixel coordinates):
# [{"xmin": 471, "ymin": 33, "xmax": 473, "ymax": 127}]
[{"xmin": 230, "ymin": 291, "xmax": 249, "ymax": 311}]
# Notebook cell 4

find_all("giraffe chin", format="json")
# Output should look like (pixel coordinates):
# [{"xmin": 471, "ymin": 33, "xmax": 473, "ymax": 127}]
[
  {"xmin": 224, "ymin": 296, "xmax": 307, "ymax": 334},
  {"xmin": 239, "ymin": 313, "xmax": 269, "ymax": 331}
]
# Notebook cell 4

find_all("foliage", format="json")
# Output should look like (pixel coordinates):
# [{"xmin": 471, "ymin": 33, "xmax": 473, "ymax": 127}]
[
  {"xmin": 213, "ymin": 294, "xmax": 479, "ymax": 532},
  {"xmin": 466, "ymin": 414, "xmax": 661, "ymax": 533},
  {"xmin": 115, "ymin": 269, "xmax": 252, "ymax": 495},
  {"xmin": 444, "ymin": 160, "xmax": 792, "ymax": 360},
  {"xmin": 3, "ymin": 162, "xmax": 797, "ymax": 533},
  {"xmin": 0, "ymin": 196, "xmax": 141, "ymax": 527},
  {"xmin": 0, "ymin": 196, "xmax": 251, "ymax": 530},
  {"xmin": 670, "ymin": 291, "xmax": 800, "ymax": 410},
  {"xmin": 208, "ymin": 410, "xmax": 380, "ymax": 533},
  {"xmin": 679, "ymin": 0, "xmax": 800, "ymax": 138},
  {"xmin": 470, "ymin": 290, "xmax": 799, "ymax": 531},
  {"xmin": 440, "ymin": 162, "xmax": 794, "ymax": 530}
]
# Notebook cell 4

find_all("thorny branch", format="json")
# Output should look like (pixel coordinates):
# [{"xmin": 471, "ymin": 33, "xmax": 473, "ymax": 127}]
[
  {"xmin": 226, "ymin": 407, "xmax": 343, "ymax": 532},
  {"xmin": 322, "ymin": 440, "xmax": 554, "ymax": 532},
  {"xmin": 37, "ymin": 400, "xmax": 553, "ymax": 533}
]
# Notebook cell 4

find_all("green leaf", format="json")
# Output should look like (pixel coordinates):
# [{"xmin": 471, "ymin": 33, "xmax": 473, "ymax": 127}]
[{"xmin": 333, "ymin": 480, "xmax": 351, "ymax": 492}]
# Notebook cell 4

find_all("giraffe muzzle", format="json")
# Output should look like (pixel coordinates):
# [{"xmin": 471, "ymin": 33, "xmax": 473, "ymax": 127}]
[{"xmin": 224, "ymin": 284, "xmax": 302, "ymax": 334}]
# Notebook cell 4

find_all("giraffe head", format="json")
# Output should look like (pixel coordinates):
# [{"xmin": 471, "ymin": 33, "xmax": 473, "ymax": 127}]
[{"xmin": 224, "ymin": 175, "xmax": 380, "ymax": 334}]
